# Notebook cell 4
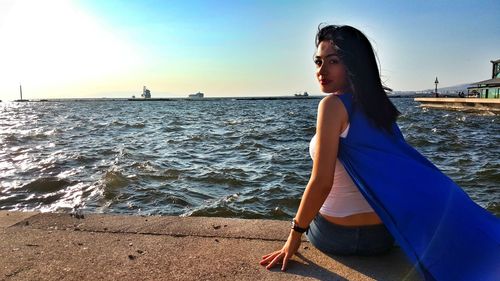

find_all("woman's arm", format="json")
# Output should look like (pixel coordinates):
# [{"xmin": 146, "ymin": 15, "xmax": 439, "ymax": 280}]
[
  {"xmin": 295, "ymin": 95, "xmax": 347, "ymax": 228},
  {"xmin": 260, "ymin": 94, "xmax": 348, "ymax": 271}
]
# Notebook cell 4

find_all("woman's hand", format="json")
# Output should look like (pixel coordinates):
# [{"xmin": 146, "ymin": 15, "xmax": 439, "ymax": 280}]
[{"xmin": 259, "ymin": 230, "xmax": 302, "ymax": 271}]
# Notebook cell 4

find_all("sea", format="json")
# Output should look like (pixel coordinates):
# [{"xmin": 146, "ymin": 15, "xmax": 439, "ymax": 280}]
[{"xmin": 0, "ymin": 97, "xmax": 498, "ymax": 218}]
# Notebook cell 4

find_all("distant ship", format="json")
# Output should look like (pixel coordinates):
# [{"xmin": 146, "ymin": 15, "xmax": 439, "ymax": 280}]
[
  {"xmin": 294, "ymin": 91, "xmax": 309, "ymax": 97},
  {"xmin": 188, "ymin": 92, "xmax": 204, "ymax": 99},
  {"xmin": 141, "ymin": 86, "xmax": 151, "ymax": 99}
]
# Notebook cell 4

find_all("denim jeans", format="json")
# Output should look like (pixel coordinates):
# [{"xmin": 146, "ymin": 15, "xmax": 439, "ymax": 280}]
[{"xmin": 306, "ymin": 213, "xmax": 395, "ymax": 256}]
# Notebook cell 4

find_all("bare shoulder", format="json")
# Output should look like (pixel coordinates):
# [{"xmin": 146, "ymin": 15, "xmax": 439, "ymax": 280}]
[{"xmin": 317, "ymin": 94, "xmax": 348, "ymax": 122}]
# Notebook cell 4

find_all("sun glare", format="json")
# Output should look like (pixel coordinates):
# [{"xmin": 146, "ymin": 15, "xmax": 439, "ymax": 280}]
[{"xmin": 0, "ymin": 0, "xmax": 142, "ymax": 98}]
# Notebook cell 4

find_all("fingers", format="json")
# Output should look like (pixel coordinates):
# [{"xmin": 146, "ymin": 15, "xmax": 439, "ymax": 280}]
[
  {"xmin": 266, "ymin": 252, "xmax": 284, "ymax": 270},
  {"xmin": 281, "ymin": 253, "xmax": 290, "ymax": 271},
  {"xmin": 260, "ymin": 249, "xmax": 294, "ymax": 271},
  {"xmin": 260, "ymin": 251, "xmax": 279, "ymax": 265},
  {"xmin": 261, "ymin": 252, "xmax": 275, "ymax": 260}
]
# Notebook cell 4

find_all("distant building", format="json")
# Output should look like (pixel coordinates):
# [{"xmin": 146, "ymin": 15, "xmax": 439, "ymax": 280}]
[
  {"xmin": 467, "ymin": 59, "xmax": 500, "ymax": 98},
  {"xmin": 141, "ymin": 86, "xmax": 151, "ymax": 99}
]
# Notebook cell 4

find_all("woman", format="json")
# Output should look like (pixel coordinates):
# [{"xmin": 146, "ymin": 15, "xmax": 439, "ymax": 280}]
[{"xmin": 260, "ymin": 25, "xmax": 499, "ymax": 281}]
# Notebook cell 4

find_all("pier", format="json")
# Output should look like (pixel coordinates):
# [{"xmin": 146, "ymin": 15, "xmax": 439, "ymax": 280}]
[
  {"xmin": 1, "ymin": 211, "xmax": 421, "ymax": 280},
  {"xmin": 414, "ymin": 97, "xmax": 500, "ymax": 113}
]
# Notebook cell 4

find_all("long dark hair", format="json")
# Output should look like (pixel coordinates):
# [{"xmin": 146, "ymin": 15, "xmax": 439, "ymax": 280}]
[{"xmin": 315, "ymin": 24, "xmax": 400, "ymax": 132}]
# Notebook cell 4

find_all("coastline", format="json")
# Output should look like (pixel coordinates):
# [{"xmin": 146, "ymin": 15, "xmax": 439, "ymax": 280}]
[
  {"xmin": 0, "ymin": 211, "xmax": 421, "ymax": 280},
  {"xmin": 2, "ymin": 95, "xmax": 425, "ymax": 103}
]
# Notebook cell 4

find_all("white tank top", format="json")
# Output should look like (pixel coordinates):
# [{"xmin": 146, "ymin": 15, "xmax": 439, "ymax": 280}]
[{"xmin": 309, "ymin": 125, "xmax": 375, "ymax": 217}]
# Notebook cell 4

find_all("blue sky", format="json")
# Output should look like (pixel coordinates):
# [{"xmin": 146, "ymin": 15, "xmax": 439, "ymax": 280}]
[{"xmin": 0, "ymin": 0, "xmax": 498, "ymax": 99}]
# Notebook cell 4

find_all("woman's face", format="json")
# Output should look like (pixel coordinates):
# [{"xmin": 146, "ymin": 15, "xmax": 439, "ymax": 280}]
[{"xmin": 315, "ymin": 40, "xmax": 350, "ymax": 94}]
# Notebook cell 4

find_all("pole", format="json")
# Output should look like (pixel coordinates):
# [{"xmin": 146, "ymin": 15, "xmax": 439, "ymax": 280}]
[
  {"xmin": 434, "ymin": 77, "xmax": 439, "ymax": 97},
  {"xmin": 20, "ymin": 84, "xmax": 23, "ymax": 100}
]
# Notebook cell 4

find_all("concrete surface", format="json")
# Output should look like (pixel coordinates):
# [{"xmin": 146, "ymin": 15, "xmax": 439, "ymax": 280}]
[{"xmin": 0, "ymin": 211, "xmax": 422, "ymax": 281}]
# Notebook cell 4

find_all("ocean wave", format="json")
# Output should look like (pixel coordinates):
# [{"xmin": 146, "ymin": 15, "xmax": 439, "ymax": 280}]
[
  {"xmin": 2, "ymin": 134, "xmax": 20, "ymax": 144},
  {"xmin": 0, "ymin": 98, "xmax": 497, "ymax": 218},
  {"xmin": 189, "ymin": 171, "xmax": 247, "ymax": 188},
  {"xmin": 100, "ymin": 169, "xmax": 130, "ymax": 200},
  {"xmin": 22, "ymin": 177, "xmax": 72, "ymax": 193},
  {"xmin": 182, "ymin": 202, "xmax": 268, "ymax": 219},
  {"xmin": 486, "ymin": 202, "xmax": 500, "ymax": 217}
]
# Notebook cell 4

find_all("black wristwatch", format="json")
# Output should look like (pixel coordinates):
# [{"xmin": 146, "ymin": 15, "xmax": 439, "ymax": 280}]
[{"xmin": 291, "ymin": 219, "xmax": 309, "ymax": 233}]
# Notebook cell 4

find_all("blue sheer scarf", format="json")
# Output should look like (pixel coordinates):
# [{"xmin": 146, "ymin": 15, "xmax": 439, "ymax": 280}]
[{"xmin": 336, "ymin": 93, "xmax": 500, "ymax": 281}]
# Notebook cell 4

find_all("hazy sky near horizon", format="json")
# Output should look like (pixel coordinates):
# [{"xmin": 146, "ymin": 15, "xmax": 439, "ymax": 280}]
[{"xmin": 0, "ymin": 0, "xmax": 499, "ymax": 100}]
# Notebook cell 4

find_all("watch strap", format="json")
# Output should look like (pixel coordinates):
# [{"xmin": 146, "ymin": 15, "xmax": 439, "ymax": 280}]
[{"xmin": 291, "ymin": 219, "xmax": 309, "ymax": 233}]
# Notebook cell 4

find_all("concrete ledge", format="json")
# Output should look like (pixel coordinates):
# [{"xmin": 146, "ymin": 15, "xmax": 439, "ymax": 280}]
[
  {"xmin": 0, "ymin": 211, "xmax": 421, "ymax": 281},
  {"xmin": 0, "ymin": 211, "xmax": 39, "ymax": 228},
  {"xmin": 9, "ymin": 213, "xmax": 294, "ymax": 242}
]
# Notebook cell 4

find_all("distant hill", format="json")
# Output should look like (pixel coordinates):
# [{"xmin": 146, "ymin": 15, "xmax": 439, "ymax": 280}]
[
  {"xmin": 420, "ymin": 83, "xmax": 472, "ymax": 94},
  {"xmin": 392, "ymin": 83, "xmax": 473, "ymax": 97}
]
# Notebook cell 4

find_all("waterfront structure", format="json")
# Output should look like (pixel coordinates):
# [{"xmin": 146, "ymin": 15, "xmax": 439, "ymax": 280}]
[
  {"xmin": 14, "ymin": 84, "xmax": 28, "ymax": 102},
  {"xmin": 467, "ymin": 59, "xmax": 500, "ymax": 99},
  {"xmin": 413, "ymin": 97, "xmax": 500, "ymax": 112},
  {"xmin": 415, "ymin": 59, "xmax": 500, "ymax": 111},
  {"xmin": 434, "ymin": 77, "xmax": 439, "ymax": 97},
  {"xmin": 141, "ymin": 86, "xmax": 151, "ymax": 99}
]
